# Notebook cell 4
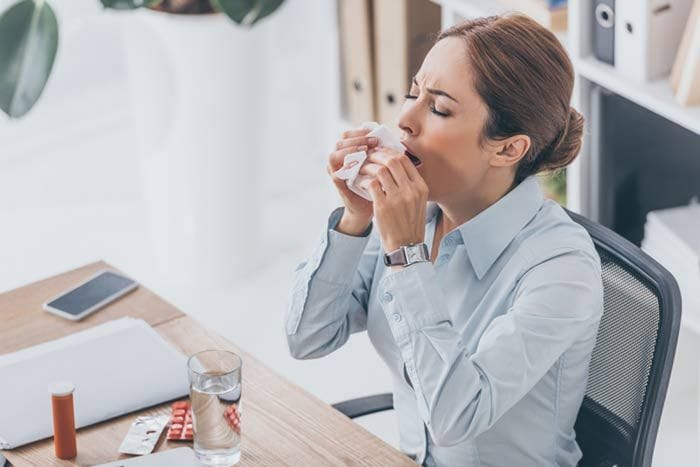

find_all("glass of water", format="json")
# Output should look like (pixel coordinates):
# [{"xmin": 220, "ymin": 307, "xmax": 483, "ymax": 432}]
[{"xmin": 187, "ymin": 350, "xmax": 242, "ymax": 466}]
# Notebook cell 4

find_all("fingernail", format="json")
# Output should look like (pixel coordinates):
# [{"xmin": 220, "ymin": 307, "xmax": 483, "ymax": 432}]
[
  {"xmin": 358, "ymin": 145, "xmax": 368, "ymax": 151},
  {"xmin": 368, "ymin": 137, "xmax": 378, "ymax": 145}
]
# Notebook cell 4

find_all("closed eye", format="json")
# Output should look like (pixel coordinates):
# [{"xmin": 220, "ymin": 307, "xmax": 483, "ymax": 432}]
[{"xmin": 404, "ymin": 93, "xmax": 450, "ymax": 117}]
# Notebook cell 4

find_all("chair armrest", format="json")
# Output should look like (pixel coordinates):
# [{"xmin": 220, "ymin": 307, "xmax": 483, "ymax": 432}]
[{"xmin": 332, "ymin": 393, "xmax": 394, "ymax": 419}]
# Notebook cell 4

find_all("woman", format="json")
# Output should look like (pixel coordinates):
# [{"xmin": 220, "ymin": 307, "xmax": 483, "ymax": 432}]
[{"xmin": 285, "ymin": 14, "xmax": 603, "ymax": 467}]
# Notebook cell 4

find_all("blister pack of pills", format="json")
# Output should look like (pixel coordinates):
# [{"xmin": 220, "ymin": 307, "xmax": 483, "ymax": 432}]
[
  {"xmin": 166, "ymin": 400, "xmax": 193, "ymax": 441},
  {"xmin": 118, "ymin": 415, "xmax": 169, "ymax": 455}
]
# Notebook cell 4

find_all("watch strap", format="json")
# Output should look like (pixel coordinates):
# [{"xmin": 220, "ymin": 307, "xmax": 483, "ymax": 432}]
[
  {"xmin": 383, "ymin": 247, "xmax": 406, "ymax": 266},
  {"xmin": 383, "ymin": 243, "xmax": 429, "ymax": 267}
]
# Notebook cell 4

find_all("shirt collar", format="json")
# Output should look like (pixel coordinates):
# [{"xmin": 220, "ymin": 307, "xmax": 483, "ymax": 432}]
[{"xmin": 425, "ymin": 175, "xmax": 545, "ymax": 280}]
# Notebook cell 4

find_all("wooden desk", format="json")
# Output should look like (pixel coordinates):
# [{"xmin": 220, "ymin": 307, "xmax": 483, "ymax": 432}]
[{"xmin": 0, "ymin": 262, "xmax": 415, "ymax": 466}]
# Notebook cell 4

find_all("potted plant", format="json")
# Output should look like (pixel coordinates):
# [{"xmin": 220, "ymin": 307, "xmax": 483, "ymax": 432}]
[{"xmin": 0, "ymin": 0, "xmax": 285, "ymax": 287}]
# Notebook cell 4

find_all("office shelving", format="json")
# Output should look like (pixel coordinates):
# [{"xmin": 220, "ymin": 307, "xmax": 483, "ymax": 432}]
[
  {"xmin": 567, "ymin": 1, "xmax": 700, "ymax": 337},
  {"xmin": 567, "ymin": 0, "xmax": 700, "ymax": 217},
  {"xmin": 576, "ymin": 56, "xmax": 700, "ymax": 136},
  {"xmin": 566, "ymin": 2, "xmax": 700, "ymax": 464}
]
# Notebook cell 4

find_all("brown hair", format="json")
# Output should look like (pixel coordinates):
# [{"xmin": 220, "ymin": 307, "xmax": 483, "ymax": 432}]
[{"xmin": 437, "ymin": 14, "xmax": 584, "ymax": 185}]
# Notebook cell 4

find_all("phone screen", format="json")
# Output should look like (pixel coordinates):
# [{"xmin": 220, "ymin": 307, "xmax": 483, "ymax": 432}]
[{"xmin": 46, "ymin": 271, "xmax": 136, "ymax": 316}]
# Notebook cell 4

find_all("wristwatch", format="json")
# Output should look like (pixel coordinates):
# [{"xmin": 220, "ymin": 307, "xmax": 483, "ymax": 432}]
[{"xmin": 383, "ymin": 243, "xmax": 430, "ymax": 267}]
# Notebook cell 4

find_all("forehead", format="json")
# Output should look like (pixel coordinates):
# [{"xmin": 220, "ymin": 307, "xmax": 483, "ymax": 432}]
[{"xmin": 415, "ymin": 37, "xmax": 473, "ymax": 99}]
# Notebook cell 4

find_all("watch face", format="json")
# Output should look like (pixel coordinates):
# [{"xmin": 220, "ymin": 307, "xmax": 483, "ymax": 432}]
[{"xmin": 406, "ymin": 247, "xmax": 421, "ymax": 263}]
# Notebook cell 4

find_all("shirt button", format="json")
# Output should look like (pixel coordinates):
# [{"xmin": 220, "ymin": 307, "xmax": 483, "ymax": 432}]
[
  {"xmin": 382, "ymin": 292, "xmax": 393, "ymax": 302},
  {"xmin": 444, "ymin": 237, "xmax": 454, "ymax": 246},
  {"xmin": 392, "ymin": 313, "xmax": 402, "ymax": 322}
]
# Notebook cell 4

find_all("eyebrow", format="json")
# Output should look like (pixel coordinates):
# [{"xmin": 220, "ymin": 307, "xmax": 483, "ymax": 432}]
[{"xmin": 413, "ymin": 76, "xmax": 459, "ymax": 103}]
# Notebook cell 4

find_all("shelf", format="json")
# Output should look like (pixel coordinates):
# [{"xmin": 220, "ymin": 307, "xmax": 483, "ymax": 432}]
[
  {"xmin": 576, "ymin": 56, "xmax": 700, "ymax": 136},
  {"xmin": 432, "ymin": 0, "xmax": 570, "ymax": 59},
  {"xmin": 430, "ymin": 0, "xmax": 508, "ymax": 19}
]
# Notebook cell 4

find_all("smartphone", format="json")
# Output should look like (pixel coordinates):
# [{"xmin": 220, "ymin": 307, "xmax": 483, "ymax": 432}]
[{"xmin": 43, "ymin": 270, "xmax": 138, "ymax": 321}]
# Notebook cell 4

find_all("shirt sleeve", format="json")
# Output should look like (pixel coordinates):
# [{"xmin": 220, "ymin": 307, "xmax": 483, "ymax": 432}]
[
  {"xmin": 377, "ymin": 247, "xmax": 604, "ymax": 446},
  {"xmin": 285, "ymin": 207, "xmax": 380, "ymax": 359}
]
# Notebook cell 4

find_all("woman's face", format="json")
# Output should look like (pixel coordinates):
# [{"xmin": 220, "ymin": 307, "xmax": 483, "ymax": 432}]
[{"xmin": 398, "ymin": 37, "xmax": 496, "ymax": 202}]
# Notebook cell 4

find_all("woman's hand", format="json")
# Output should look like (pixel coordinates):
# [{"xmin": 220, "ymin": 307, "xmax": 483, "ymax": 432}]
[
  {"xmin": 358, "ymin": 146, "xmax": 428, "ymax": 252},
  {"xmin": 327, "ymin": 128, "xmax": 379, "ymax": 235}
]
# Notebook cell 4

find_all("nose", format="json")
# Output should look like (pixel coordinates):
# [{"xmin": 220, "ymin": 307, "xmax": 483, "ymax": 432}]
[{"xmin": 398, "ymin": 102, "xmax": 419, "ymax": 137}]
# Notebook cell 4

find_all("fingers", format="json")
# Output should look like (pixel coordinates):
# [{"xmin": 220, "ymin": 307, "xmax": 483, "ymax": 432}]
[
  {"xmin": 366, "ymin": 178, "xmax": 385, "ymax": 202},
  {"xmin": 341, "ymin": 127, "xmax": 371, "ymax": 139},
  {"xmin": 328, "ymin": 164, "xmax": 372, "ymax": 204},
  {"xmin": 398, "ymin": 155, "xmax": 422, "ymax": 183},
  {"xmin": 367, "ymin": 149, "xmax": 411, "ymax": 185},
  {"xmin": 329, "ymin": 144, "xmax": 368, "ymax": 170},
  {"xmin": 335, "ymin": 135, "xmax": 379, "ymax": 151},
  {"xmin": 357, "ymin": 164, "xmax": 397, "ymax": 196},
  {"xmin": 375, "ymin": 165, "xmax": 398, "ymax": 193},
  {"xmin": 358, "ymin": 162, "xmax": 398, "ymax": 193},
  {"xmin": 329, "ymin": 128, "xmax": 379, "ymax": 171},
  {"xmin": 327, "ymin": 164, "xmax": 353, "ymax": 191}
]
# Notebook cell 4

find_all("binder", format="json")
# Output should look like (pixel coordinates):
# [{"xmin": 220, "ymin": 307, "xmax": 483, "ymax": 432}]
[
  {"xmin": 338, "ymin": 0, "xmax": 376, "ymax": 125},
  {"xmin": 670, "ymin": 0, "xmax": 699, "ymax": 89},
  {"xmin": 670, "ymin": 0, "xmax": 700, "ymax": 104},
  {"xmin": 614, "ymin": 0, "xmax": 695, "ymax": 81},
  {"xmin": 675, "ymin": 18, "xmax": 700, "ymax": 105},
  {"xmin": 593, "ymin": 0, "xmax": 615, "ymax": 65},
  {"xmin": 373, "ymin": 0, "xmax": 441, "ymax": 131}
]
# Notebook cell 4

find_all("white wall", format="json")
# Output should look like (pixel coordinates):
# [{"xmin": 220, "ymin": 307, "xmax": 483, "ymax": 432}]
[{"xmin": 0, "ymin": 0, "xmax": 341, "ymax": 290}]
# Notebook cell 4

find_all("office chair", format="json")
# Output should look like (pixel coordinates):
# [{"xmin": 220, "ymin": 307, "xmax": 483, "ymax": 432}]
[{"xmin": 333, "ymin": 208, "xmax": 682, "ymax": 467}]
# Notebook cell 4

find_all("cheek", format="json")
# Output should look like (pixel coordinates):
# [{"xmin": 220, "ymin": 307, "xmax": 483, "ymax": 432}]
[{"xmin": 428, "ymin": 126, "xmax": 483, "ymax": 176}]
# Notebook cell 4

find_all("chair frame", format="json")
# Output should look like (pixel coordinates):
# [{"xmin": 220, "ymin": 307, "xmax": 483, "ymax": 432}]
[{"xmin": 332, "ymin": 208, "xmax": 682, "ymax": 467}]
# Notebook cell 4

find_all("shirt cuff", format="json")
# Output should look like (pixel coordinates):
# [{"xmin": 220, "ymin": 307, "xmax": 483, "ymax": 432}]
[
  {"xmin": 377, "ymin": 261, "xmax": 452, "ymax": 342},
  {"xmin": 313, "ymin": 207, "xmax": 374, "ymax": 285}
]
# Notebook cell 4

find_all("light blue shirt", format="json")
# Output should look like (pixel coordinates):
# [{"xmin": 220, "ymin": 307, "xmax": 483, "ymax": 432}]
[{"xmin": 285, "ymin": 175, "xmax": 604, "ymax": 466}]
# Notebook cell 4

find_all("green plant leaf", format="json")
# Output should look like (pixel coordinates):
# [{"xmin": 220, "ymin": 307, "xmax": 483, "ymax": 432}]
[
  {"xmin": 213, "ymin": 0, "xmax": 284, "ymax": 26},
  {"xmin": 250, "ymin": 0, "xmax": 284, "ymax": 25},
  {"xmin": 100, "ymin": 0, "xmax": 155, "ymax": 9},
  {"xmin": 0, "ymin": 0, "xmax": 58, "ymax": 119},
  {"xmin": 212, "ymin": 0, "xmax": 255, "ymax": 24}
]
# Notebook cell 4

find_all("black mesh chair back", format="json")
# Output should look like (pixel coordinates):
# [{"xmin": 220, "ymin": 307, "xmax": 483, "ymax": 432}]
[
  {"xmin": 333, "ymin": 209, "xmax": 682, "ymax": 467},
  {"xmin": 566, "ymin": 209, "xmax": 681, "ymax": 467}
]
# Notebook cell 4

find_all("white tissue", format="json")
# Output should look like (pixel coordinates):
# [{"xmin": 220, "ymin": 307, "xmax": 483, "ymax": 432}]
[{"xmin": 333, "ymin": 122, "xmax": 405, "ymax": 201}]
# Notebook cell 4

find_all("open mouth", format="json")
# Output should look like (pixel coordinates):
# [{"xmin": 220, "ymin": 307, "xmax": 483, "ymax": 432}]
[{"xmin": 404, "ymin": 150, "xmax": 423, "ymax": 166}]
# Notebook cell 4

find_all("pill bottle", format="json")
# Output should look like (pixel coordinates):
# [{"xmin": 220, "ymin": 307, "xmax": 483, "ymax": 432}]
[{"xmin": 49, "ymin": 381, "xmax": 77, "ymax": 459}]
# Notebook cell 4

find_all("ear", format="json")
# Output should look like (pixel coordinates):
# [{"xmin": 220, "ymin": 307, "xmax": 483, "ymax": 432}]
[{"xmin": 491, "ymin": 135, "xmax": 531, "ymax": 168}]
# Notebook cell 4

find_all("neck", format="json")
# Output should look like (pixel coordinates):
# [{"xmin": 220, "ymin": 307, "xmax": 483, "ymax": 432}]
[{"xmin": 437, "ymin": 174, "xmax": 517, "ymax": 233}]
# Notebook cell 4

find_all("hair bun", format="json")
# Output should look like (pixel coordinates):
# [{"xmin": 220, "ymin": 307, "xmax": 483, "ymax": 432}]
[{"xmin": 540, "ymin": 107, "xmax": 584, "ymax": 172}]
